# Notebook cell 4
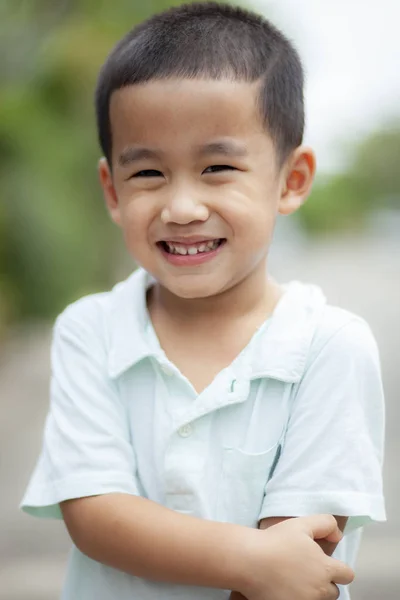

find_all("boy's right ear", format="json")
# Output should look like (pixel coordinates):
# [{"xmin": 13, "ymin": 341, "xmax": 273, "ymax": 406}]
[{"xmin": 98, "ymin": 158, "xmax": 121, "ymax": 226}]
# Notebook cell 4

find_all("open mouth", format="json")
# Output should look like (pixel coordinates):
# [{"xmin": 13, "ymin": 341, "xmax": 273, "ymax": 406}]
[{"xmin": 158, "ymin": 238, "xmax": 226, "ymax": 255}]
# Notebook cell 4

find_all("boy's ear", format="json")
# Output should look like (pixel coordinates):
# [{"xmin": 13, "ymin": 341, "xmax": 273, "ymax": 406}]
[
  {"xmin": 278, "ymin": 146, "xmax": 316, "ymax": 216},
  {"xmin": 98, "ymin": 157, "xmax": 121, "ymax": 225}
]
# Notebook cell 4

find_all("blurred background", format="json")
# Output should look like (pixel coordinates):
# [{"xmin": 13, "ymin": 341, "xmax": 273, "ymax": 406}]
[{"xmin": 0, "ymin": 0, "xmax": 399, "ymax": 598}]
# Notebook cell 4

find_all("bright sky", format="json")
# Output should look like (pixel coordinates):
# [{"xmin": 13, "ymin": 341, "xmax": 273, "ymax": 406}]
[{"xmin": 252, "ymin": 0, "xmax": 400, "ymax": 172}]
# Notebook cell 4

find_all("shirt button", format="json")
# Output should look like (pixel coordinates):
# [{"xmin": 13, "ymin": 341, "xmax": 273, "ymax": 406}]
[
  {"xmin": 160, "ymin": 363, "xmax": 174, "ymax": 376},
  {"xmin": 178, "ymin": 424, "xmax": 193, "ymax": 438}
]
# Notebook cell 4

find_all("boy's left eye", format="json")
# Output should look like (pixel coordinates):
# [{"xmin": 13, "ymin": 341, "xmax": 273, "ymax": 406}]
[{"xmin": 203, "ymin": 165, "xmax": 236, "ymax": 174}]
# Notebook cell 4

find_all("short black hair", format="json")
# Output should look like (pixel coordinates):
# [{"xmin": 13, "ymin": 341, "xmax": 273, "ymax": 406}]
[{"xmin": 95, "ymin": 2, "xmax": 304, "ymax": 168}]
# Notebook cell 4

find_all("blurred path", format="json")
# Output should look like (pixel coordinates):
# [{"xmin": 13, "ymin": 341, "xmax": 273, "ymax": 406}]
[{"xmin": 1, "ymin": 232, "xmax": 399, "ymax": 599}]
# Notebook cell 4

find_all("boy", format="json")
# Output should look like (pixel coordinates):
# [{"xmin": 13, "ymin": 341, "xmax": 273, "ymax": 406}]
[{"xmin": 21, "ymin": 3, "xmax": 385, "ymax": 600}]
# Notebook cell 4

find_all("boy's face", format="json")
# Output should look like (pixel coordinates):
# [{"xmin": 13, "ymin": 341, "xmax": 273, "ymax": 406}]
[{"xmin": 100, "ymin": 78, "xmax": 315, "ymax": 299}]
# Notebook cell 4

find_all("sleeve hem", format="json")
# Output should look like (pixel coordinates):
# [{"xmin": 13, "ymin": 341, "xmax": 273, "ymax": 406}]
[
  {"xmin": 258, "ymin": 491, "xmax": 386, "ymax": 530},
  {"xmin": 20, "ymin": 473, "xmax": 139, "ymax": 519}
]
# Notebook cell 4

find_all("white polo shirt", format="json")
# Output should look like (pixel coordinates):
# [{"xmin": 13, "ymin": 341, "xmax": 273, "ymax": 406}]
[{"xmin": 21, "ymin": 268, "xmax": 386, "ymax": 600}]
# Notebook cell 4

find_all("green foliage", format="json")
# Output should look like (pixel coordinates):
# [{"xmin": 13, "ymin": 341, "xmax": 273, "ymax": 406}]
[
  {"xmin": 297, "ymin": 124, "xmax": 400, "ymax": 236},
  {"xmin": 352, "ymin": 127, "xmax": 400, "ymax": 204},
  {"xmin": 298, "ymin": 175, "xmax": 368, "ymax": 235}
]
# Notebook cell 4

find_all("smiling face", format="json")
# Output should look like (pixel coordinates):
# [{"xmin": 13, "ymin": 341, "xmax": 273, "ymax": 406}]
[{"xmin": 99, "ymin": 78, "xmax": 315, "ymax": 299}]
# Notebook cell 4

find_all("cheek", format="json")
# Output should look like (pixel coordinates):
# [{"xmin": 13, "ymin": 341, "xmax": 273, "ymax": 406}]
[
  {"xmin": 118, "ymin": 193, "xmax": 156, "ymax": 244},
  {"xmin": 223, "ymin": 187, "xmax": 277, "ymax": 245}
]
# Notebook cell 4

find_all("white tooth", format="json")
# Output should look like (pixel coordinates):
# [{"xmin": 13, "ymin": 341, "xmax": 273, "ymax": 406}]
[
  {"xmin": 206, "ymin": 241, "xmax": 214, "ymax": 249},
  {"xmin": 198, "ymin": 244, "xmax": 206, "ymax": 252},
  {"xmin": 167, "ymin": 243, "xmax": 174, "ymax": 252},
  {"xmin": 178, "ymin": 246, "xmax": 187, "ymax": 255},
  {"xmin": 188, "ymin": 247, "xmax": 198, "ymax": 255}
]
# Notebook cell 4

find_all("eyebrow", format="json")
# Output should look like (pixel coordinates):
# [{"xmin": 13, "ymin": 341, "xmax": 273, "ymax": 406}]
[
  {"xmin": 118, "ymin": 147, "xmax": 161, "ymax": 167},
  {"xmin": 196, "ymin": 140, "xmax": 248, "ymax": 158},
  {"xmin": 117, "ymin": 140, "xmax": 248, "ymax": 167}
]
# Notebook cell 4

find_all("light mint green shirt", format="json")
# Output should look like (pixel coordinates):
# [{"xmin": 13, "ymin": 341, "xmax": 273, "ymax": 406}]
[{"xmin": 21, "ymin": 268, "xmax": 386, "ymax": 600}]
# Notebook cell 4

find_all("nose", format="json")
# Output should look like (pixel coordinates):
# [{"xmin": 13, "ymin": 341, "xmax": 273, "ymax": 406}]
[{"xmin": 161, "ymin": 187, "xmax": 209, "ymax": 225}]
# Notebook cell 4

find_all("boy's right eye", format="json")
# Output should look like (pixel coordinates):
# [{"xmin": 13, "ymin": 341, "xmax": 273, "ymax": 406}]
[{"xmin": 132, "ymin": 170, "xmax": 163, "ymax": 178}]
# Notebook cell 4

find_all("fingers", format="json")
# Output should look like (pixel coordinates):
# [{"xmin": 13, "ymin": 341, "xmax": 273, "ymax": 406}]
[
  {"xmin": 329, "ymin": 559, "xmax": 355, "ymax": 586},
  {"xmin": 299, "ymin": 514, "xmax": 342, "ymax": 544},
  {"xmin": 327, "ymin": 583, "xmax": 340, "ymax": 600},
  {"xmin": 323, "ymin": 529, "xmax": 343, "ymax": 544}
]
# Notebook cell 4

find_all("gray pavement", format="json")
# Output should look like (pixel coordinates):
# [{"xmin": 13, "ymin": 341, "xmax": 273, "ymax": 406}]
[{"xmin": 1, "ymin": 230, "xmax": 399, "ymax": 599}]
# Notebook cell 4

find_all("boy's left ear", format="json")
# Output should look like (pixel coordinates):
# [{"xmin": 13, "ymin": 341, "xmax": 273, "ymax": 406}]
[{"xmin": 278, "ymin": 146, "xmax": 316, "ymax": 215}]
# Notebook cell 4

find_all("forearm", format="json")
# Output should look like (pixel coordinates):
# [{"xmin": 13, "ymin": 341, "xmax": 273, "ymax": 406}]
[{"xmin": 61, "ymin": 493, "xmax": 253, "ymax": 591}]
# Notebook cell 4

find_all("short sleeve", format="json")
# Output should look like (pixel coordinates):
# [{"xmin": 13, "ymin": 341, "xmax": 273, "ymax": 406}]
[
  {"xmin": 258, "ymin": 317, "xmax": 386, "ymax": 532},
  {"xmin": 20, "ymin": 303, "xmax": 140, "ymax": 519}
]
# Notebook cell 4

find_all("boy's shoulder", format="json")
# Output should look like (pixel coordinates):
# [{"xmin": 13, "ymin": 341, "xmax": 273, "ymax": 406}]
[
  {"xmin": 313, "ymin": 302, "xmax": 376, "ymax": 354},
  {"xmin": 269, "ymin": 280, "xmax": 380, "ymax": 382},
  {"xmin": 53, "ymin": 269, "xmax": 149, "ymax": 378},
  {"xmin": 56, "ymin": 269, "xmax": 145, "ymax": 330},
  {"xmin": 305, "ymin": 300, "xmax": 380, "ymax": 377}
]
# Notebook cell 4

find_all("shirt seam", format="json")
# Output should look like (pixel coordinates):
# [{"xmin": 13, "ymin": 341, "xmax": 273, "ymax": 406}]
[{"xmin": 302, "ymin": 315, "xmax": 365, "ymax": 378}]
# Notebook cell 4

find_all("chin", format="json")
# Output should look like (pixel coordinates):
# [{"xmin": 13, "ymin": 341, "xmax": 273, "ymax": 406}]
[
  {"xmin": 168, "ymin": 279, "xmax": 226, "ymax": 300},
  {"xmin": 171, "ymin": 286, "xmax": 218, "ymax": 300}
]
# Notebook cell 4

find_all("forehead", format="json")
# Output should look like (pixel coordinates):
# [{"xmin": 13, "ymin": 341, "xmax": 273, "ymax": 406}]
[{"xmin": 108, "ymin": 78, "xmax": 272, "ymax": 157}]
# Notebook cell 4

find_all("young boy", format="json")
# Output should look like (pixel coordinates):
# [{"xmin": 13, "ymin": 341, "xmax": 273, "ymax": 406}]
[{"xmin": 21, "ymin": 3, "xmax": 385, "ymax": 600}]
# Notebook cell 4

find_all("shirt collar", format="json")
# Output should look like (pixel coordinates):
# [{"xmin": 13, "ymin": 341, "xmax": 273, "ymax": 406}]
[
  {"xmin": 107, "ymin": 269, "xmax": 156, "ymax": 378},
  {"xmin": 107, "ymin": 269, "xmax": 327, "ymax": 382},
  {"xmin": 248, "ymin": 281, "xmax": 327, "ymax": 382}
]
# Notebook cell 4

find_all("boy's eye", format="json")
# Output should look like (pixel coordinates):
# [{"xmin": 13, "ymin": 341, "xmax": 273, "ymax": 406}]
[
  {"xmin": 132, "ymin": 169, "xmax": 163, "ymax": 178},
  {"xmin": 203, "ymin": 165, "xmax": 236, "ymax": 174}
]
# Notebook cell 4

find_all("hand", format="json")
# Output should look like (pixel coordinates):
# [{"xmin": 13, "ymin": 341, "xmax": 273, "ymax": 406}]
[{"xmin": 236, "ymin": 514, "xmax": 354, "ymax": 600}]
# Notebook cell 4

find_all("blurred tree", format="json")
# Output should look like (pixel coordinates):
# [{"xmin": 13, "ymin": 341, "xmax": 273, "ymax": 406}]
[
  {"xmin": 297, "ymin": 124, "xmax": 400, "ymax": 235},
  {"xmin": 352, "ymin": 126, "xmax": 400, "ymax": 206}
]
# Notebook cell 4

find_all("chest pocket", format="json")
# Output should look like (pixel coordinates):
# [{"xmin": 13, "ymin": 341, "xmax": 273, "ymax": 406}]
[{"xmin": 216, "ymin": 379, "xmax": 291, "ymax": 527}]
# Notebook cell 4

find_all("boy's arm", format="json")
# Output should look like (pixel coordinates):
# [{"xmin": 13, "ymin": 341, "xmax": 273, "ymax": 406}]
[
  {"xmin": 229, "ymin": 320, "xmax": 386, "ymax": 599},
  {"xmin": 61, "ymin": 493, "xmax": 353, "ymax": 599},
  {"xmin": 229, "ymin": 516, "xmax": 348, "ymax": 600},
  {"xmin": 61, "ymin": 493, "xmax": 248, "ymax": 590}
]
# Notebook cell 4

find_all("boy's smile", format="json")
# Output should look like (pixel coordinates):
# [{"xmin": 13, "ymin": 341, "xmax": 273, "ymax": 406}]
[
  {"xmin": 157, "ymin": 237, "xmax": 226, "ymax": 266},
  {"xmin": 99, "ymin": 78, "xmax": 315, "ymax": 300}
]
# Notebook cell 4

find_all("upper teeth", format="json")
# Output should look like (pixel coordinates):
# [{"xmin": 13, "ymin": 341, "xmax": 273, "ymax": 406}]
[{"xmin": 166, "ymin": 240, "xmax": 220, "ymax": 255}]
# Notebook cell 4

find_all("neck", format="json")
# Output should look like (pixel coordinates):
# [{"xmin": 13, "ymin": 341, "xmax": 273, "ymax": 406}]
[{"xmin": 149, "ymin": 260, "xmax": 282, "ymax": 328}]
